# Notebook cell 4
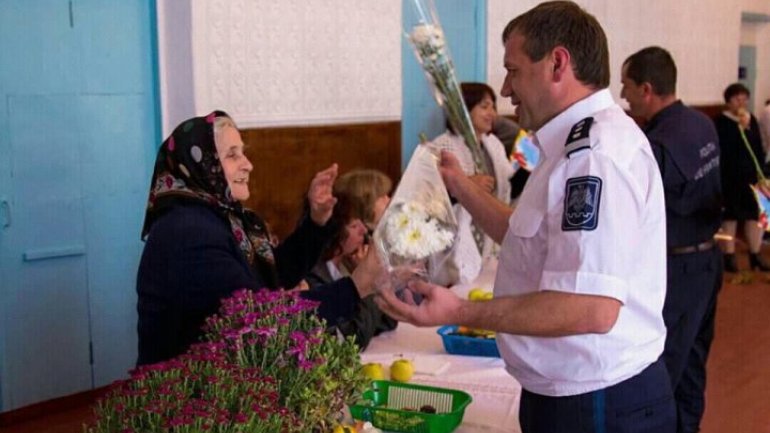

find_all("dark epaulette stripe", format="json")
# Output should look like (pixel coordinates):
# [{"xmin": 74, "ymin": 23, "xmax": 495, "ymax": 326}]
[{"xmin": 566, "ymin": 146, "xmax": 590, "ymax": 157}]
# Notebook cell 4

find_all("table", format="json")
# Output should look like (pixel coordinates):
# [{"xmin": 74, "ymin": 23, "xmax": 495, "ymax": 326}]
[{"xmin": 362, "ymin": 258, "xmax": 522, "ymax": 433}]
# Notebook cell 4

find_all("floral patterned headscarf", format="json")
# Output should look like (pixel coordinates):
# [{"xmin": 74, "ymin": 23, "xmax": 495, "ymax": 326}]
[{"xmin": 141, "ymin": 111, "xmax": 278, "ymax": 283}]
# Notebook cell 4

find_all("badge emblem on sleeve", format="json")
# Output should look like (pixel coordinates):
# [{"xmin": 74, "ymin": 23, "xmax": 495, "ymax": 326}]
[{"xmin": 562, "ymin": 176, "xmax": 602, "ymax": 231}]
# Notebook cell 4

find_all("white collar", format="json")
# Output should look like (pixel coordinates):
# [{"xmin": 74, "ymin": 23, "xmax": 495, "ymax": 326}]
[
  {"xmin": 533, "ymin": 89, "xmax": 615, "ymax": 159},
  {"xmin": 722, "ymin": 110, "xmax": 741, "ymax": 122},
  {"xmin": 326, "ymin": 260, "xmax": 344, "ymax": 281}
]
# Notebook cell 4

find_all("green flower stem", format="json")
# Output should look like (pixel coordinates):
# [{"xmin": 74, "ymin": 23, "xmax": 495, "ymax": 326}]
[{"xmin": 739, "ymin": 127, "xmax": 766, "ymax": 182}]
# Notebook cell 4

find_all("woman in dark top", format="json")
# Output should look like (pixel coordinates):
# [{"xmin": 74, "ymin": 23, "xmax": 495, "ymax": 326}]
[
  {"xmin": 305, "ymin": 182, "xmax": 397, "ymax": 350},
  {"xmin": 136, "ymin": 111, "xmax": 381, "ymax": 365},
  {"xmin": 715, "ymin": 83, "xmax": 770, "ymax": 272}
]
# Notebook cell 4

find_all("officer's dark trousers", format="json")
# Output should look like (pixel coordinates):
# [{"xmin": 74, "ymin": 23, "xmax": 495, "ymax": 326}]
[
  {"xmin": 518, "ymin": 359, "xmax": 675, "ymax": 433},
  {"xmin": 662, "ymin": 248, "xmax": 722, "ymax": 433}
]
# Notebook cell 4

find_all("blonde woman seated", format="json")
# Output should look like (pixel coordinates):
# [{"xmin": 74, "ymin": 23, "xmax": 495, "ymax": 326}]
[
  {"xmin": 306, "ymin": 169, "xmax": 397, "ymax": 349},
  {"xmin": 428, "ymin": 82, "xmax": 514, "ymax": 284},
  {"xmin": 332, "ymin": 169, "xmax": 392, "ymax": 234}
]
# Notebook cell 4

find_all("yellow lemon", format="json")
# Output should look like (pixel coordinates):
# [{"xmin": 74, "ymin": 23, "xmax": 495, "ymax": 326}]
[
  {"xmin": 481, "ymin": 291, "xmax": 494, "ymax": 301},
  {"xmin": 390, "ymin": 359, "xmax": 414, "ymax": 382},
  {"xmin": 468, "ymin": 288, "xmax": 486, "ymax": 301},
  {"xmin": 361, "ymin": 362, "xmax": 385, "ymax": 381},
  {"xmin": 332, "ymin": 425, "xmax": 357, "ymax": 433}
]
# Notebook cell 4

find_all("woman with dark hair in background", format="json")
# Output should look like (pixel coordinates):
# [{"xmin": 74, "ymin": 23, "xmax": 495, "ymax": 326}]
[
  {"xmin": 428, "ymin": 82, "xmax": 514, "ymax": 284},
  {"xmin": 305, "ymin": 174, "xmax": 397, "ymax": 349},
  {"xmin": 715, "ymin": 83, "xmax": 770, "ymax": 271}
]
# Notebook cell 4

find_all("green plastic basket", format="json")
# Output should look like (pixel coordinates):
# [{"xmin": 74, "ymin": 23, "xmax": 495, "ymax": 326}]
[{"xmin": 349, "ymin": 380, "xmax": 472, "ymax": 433}]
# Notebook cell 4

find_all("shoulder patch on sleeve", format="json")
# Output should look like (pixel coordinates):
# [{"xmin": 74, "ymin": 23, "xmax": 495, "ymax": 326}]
[
  {"xmin": 564, "ymin": 117, "xmax": 594, "ymax": 158},
  {"xmin": 562, "ymin": 176, "xmax": 602, "ymax": 231}
]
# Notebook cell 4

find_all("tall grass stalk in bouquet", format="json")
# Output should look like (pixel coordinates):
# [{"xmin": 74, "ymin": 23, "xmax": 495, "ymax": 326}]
[{"xmin": 405, "ymin": 0, "xmax": 489, "ymax": 175}]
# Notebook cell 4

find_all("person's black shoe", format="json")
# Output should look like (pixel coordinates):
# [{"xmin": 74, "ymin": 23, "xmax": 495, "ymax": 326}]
[
  {"xmin": 723, "ymin": 253, "xmax": 739, "ymax": 272},
  {"xmin": 749, "ymin": 253, "xmax": 770, "ymax": 271}
]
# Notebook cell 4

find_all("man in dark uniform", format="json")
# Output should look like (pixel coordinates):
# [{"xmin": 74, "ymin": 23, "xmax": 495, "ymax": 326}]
[{"xmin": 621, "ymin": 46, "xmax": 722, "ymax": 433}]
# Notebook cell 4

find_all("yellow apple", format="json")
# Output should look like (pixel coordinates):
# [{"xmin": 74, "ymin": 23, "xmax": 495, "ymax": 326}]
[
  {"xmin": 390, "ymin": 359, "xmax": 414, "ymax": 383},
  {"xmin": 361, "ymin": 362, "xmax": 385, "ymax": 381},
  {"xmin": 332, "ymin": 425, "xmax": 357, "ymax": 433}
]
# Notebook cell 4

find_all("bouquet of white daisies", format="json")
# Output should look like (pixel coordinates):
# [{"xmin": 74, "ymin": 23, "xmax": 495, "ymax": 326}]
[{"xmin": 372, "ymin": 145, "xmax": 457, "ymax": 298}]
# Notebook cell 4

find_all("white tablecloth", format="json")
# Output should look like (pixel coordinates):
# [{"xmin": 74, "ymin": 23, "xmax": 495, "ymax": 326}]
[{"xmin": 362, "ymin": 258, "xmax": 522, "ymax": 433}]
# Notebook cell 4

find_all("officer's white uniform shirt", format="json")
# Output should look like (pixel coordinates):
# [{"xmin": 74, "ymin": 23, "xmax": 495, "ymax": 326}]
[{"xmin": 494, "ymin": 89, "xmax": 667, "ymax": 397}]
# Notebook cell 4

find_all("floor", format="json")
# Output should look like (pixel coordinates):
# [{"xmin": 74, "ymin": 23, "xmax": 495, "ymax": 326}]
[{"xmin": 3, "ymin": 263, "xmax": 770, "ymax": 433}]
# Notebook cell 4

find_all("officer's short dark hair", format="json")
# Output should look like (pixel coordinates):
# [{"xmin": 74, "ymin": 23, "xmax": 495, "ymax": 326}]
[
  {"xmin": 447, "ymin": 82, "xmax": 497, "ymax": 134},
  {"xmin": 723, "ymin": 83, "xmax": 750, "ymax": 103},
  {"xmin": 623, "ymin": 47, "xmax": 677, "ymax": 96},
  {"xmin": 501, "ymin": 1, "xmax": 610, "ymax": 89}
]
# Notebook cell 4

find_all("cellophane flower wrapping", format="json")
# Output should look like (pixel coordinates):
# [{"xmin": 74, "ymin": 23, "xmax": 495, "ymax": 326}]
[
  {"xmin": 373, "ymin": 145, "xmax": 458, "ymax": 298},
  {"xmin": 405, "ymin": 0, "xmax": 489, "ymax": 175}
]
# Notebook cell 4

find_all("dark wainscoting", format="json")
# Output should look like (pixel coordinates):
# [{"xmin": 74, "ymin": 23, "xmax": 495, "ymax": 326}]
[{"xmin": 241, "ymin": 121, "xmax": 401, "ymax": 240}]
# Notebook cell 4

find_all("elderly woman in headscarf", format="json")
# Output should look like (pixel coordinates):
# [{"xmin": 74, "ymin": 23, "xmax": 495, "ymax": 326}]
[{"xmin": 136, "ymin": 111, "xmax": 382, "ymax": 365}]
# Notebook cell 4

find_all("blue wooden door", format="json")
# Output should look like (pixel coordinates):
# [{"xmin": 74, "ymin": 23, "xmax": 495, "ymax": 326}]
[
  {"xmin": 401, "ymin": 0, "xmax": 487, "ymax": 167},
  {"xmin": 0, "ymin": 0, "xmax": 158, "ymax": 410},
  {"xmin": 72, "ymin": 0, "xmax": 159, "ymax": 390}
]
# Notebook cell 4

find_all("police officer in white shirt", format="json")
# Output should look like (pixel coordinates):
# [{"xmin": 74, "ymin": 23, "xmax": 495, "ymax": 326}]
[{"xmin": 376, "ymin": 2, "xmax": 675, "ymax": 432}]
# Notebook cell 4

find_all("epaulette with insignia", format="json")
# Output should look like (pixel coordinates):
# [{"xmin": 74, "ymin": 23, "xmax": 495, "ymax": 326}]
[{"xmin": 564, "ymin": 117, "xmax": 594, "ymax": 158}]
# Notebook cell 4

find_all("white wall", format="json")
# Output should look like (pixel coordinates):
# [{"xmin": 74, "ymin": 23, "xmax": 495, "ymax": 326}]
[
  {"xmin": 157, "ymin": 0, "xmax": 196, "ymax": 136},
  {"xmin": 160, "ymin": 0, "xmax": 402, "ymax": 133},
  {"xmin": 487, "ymin": 0, "xmax": 749, "ymax": 115},
  {"xmin": 158, "ymin": 1, "xmax": 770, "ymax": 134}
]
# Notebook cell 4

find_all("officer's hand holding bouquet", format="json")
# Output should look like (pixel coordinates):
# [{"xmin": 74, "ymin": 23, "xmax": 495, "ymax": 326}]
[
  {"xmin": 375, "ymin": 278, "xmax": 462, "ymax": 327},
  {"xmin": 371, "ymin": 145, "xmax": 458, "ymax": 303}
]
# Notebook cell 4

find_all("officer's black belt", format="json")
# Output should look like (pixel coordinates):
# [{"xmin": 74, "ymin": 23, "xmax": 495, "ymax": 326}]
[{"xmin": 667, "ymin": 239, "xmax": 715, "ymax": 255}]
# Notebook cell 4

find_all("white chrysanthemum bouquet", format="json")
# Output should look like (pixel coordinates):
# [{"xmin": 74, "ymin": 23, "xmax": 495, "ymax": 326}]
[
  {"xmin": 373, "ymin": 145, "xmax": 457, "ymax": 299},
  {"xmin": 384, "ymin": 201, "xmax": 455, "ymax": 260}
]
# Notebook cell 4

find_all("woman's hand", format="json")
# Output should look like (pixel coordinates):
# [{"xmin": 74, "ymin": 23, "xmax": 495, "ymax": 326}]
[
  {"xmin": 350, "ymin": 246, "xmax": 385, "ymax": 298},
  {"xmin": 345, "ymin": 244, "xmax": 369, "ymax": 269},
  {"xmin": 307, "ymin": 164, "xmax": 338, "ymax": 226},
  {"xmin": 738, "ymin": 109, "xmax": 751, "ymax": 130},
  {"xmin": 469, "ymin": 174, "xmax": 495, "ymax": 193}
]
